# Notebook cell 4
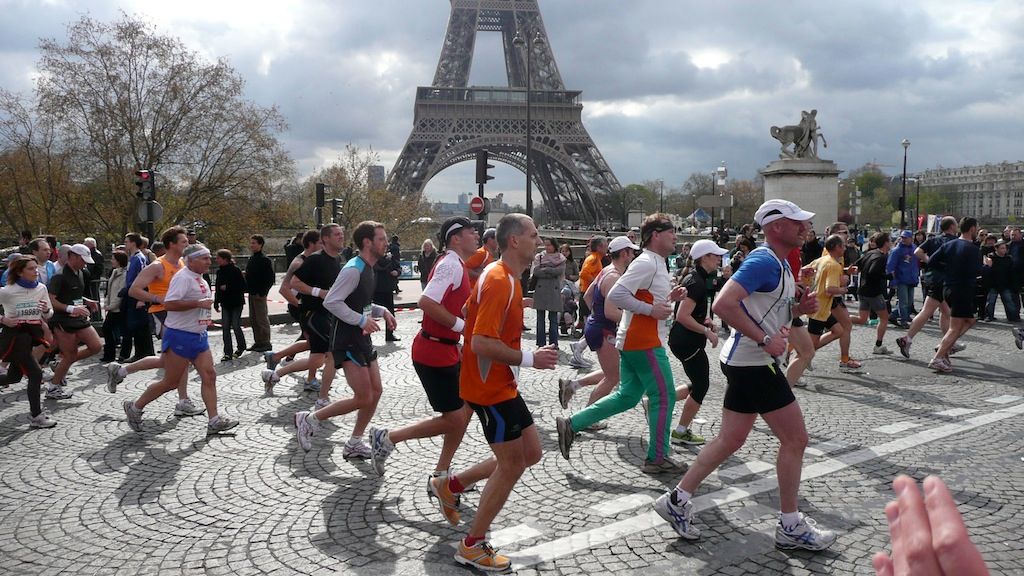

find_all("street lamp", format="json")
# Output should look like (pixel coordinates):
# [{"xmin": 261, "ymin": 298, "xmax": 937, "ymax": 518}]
[
  {"xmin": 901, "ymin": 138, "xmax": 910, "ymax": 229},
  {"xmin": 715, "ymin": 161, "xmax": 728, "ymax": 232},
  {"xmin": 513, "ymin": 30, "xmax": 545, "ymax": 217},
  {"xmin": 658, "ymin": 179, "xmax": 664, "ymax": 213}
]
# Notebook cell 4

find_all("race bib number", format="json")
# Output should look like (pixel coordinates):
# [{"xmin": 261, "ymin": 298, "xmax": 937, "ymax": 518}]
[{"xmin": 198, "ymin": 306, "xmax": 212, "ymax": 326}]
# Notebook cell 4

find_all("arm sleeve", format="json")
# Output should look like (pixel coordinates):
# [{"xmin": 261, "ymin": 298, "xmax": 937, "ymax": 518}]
[
  {"xmin": 322, "ymin": 267, "xmax": 366, "ymax": 327},
  {"xmin": 886, "ymin": 249, "xmax": 898, "ymax": 275},
  {"xmin": 607, "ymin": 258, "xmax": 655, "ymax": 316}
]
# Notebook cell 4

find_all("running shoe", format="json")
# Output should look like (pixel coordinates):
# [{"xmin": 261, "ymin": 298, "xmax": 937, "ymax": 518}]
[
  {"xmin": 427, "ymin": 474, "xmax": 461, "ymax": 526},
  {"xmin": 792, "ymin": 378, "xmax": 808, "ymax": 388},
  {"xmin": 570, "ymin": 339, "xmax": 588, "ymax": 364},
  {"xmin": 928, "ymin": 357, "xmax": 953, "ymax": 373},
  {"xmin": 896, "ymin": 336, "xmax": 911, "ymax": 358},
  {"xmin": 263, "ymin": 351, "xmax": 279, "ymax": 371},
  {"xmin": 294, "ymin": 410, "xmax": 317, "ymax": 451},
  {"xmin": 304, "ymin": 377, "xmax": 321, "ymax": 393},
  {"xmin": 44, "ymin": 385, "xmax": 72, "ymax": 400},
  {"xmin": 123, "ymin": 401, "xmax": 143, "ymax": 432},
  {"xmin": 454, "ymin": 539, "xmax": 509, "ymax": 572},
  {"xmin": 839, "ymin": 359, "xmax": 863, "ymax": 373},
  {"xmin": 949, "ymin": 342, "xmax": 967, "ymax": 355},
  {"xmin": 206, "ymin": 416, "xmax": 239, "ymax": 435},
  {"xmin": 872, "ymin": 345, "xmax": 892, "ymax": 355},
  {"xmin": 1015, "ymin": 327, "xmax": 1024, "ymax": 350},
  {"xmin": 654, "ymin": 492, "xmax": 700, "ymax": 540},
  {"xmin": 220, "ymin": 354, "xmax": 232, "ymax": 363},
  {"xmin": 567, "ymin": 356, "xmax": 593, "ymax": 370},
  {"xmin": 106, "ymin": 362, "xmax": 125, "ymax": 393},
  {"xmin": 555, "ymin": 416, "xmax": 575, "ymax": 460},
  {"xmin": 584, "ymin": 421, "xmax": 608, "ymax": 432},
  {"xmin": 642, "ymin": 456, "xmax": 688, "ymax": 475},
  {"xmin": 671, "ymin": 429, "xmax": 706, "ymax": 445},
  {"xmin": 174, "ymin": 398, "xmax": 206, "ymax": 417},
  {"xmin": 774, "ymin": 513, "xmax": 837, "ymax": 551},
  {"xmin": 557, "ymin": 378, "xmax": 575, "ymax": 409},
  {"xmin": 368, "ymin": 427, "xmax": 394, "ymax": 476},
  {"xmin": 313, "ymin": 398, "xmax": 330, "ymax": 411},
  {"xmin": 342, "ymin": 438, "xmax": 371, "ymax": 460},
  {"xmin": 29, "ymin": 410, "xmax": 57, "ymax": 429},
  {"xmin": 261, "ymin": 369, "xmax": 279, "ymax": 393}
]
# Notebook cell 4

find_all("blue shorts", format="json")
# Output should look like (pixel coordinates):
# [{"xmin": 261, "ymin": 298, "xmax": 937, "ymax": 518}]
[{"xmin": 161, "ymin": 327, "xmax": 210, "ymax": 361}]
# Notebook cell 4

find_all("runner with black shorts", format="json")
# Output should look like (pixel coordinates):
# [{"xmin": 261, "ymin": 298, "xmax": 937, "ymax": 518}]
[
  {"xmin": 293, "ymin": 221, "xmax": 396, "ymax": 460},
  {"xmin": 46, "ymin": 243, "xmax": 102, "ymax": 400},
  {"xmin": 265, "ymin": 224, "xmax": 344, "ymax": 404},
  {"xmin": 367, "ymin": 217, "xmax": 481, "ymax": 480},
  {"xmin": 896, "ymin": 216, "xmax": 959, "ymax": 359},
  {"xmin": 926, "ymin": 217, "xmax": 983, "ymax": 372},
  {"xmin": 262, "ymin": 229, "xmax": 322, "ymax": 392},
  {"xmin": 654, "ymin": 199, "xmax": 837, "ymax": 552}
]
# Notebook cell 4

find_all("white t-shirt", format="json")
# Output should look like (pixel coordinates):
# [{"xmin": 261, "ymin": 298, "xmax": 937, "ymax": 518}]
[
  {"xmin": 421, "ymin": 251, "xmax": 465, "ymax": 304},
  {"xmin": 0, "ymin": 283, "xmax": 52, "ymax": 324},
  {"xmin": 609, "ymin": 250, "xmax": 672, "ymax": 350},
  {"xmin": 163, "ymin": 267, "xmax": 213, "ymax": 333}
]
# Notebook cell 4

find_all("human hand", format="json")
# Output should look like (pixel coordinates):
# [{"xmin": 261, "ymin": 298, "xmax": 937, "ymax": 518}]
[
  {"xmin": 669, "ymin": 285, "xmax": 687, "ymax": 302},
  {"xmin": 383, "ymin": 311, "xmax": 397, "ymax": 331},
  {"xmin": 362, "ymin": 317, "xmax": 381, "ymax": 335},
  {"xmin": 763, "ymin": 331, "xmax": 787, "ymax": 357},
  {"xmin": 532, "ymin": 345, "xmax": 559, "ymax": 369},
  {"xmin": 197, "ymin": 298, "xmax": 214, "ymax": 310},
  {"xmin": 1, "ymin": 316, "xmax": 17, "ymax": 327},
  {"xmin": 38, "ymin": 299, "xmax": 50, "ymax": 314},
  {"xmin": 708, "ymin": 330, "xmax": 719, "ymax": 348},
  {"xmin": 872, "ymin": 475, "xmax": 989, "ymax": 576},
  {"xmin": 795, "ymin": 287, "xmax": 820, "ymax": 316},
  {"xmin": 85, "ymin": 298, "xmax": 99, "ymax": 312},
  {"xmin": 651, "ymin": 301, "xmax": 673, "ymax": 320}
]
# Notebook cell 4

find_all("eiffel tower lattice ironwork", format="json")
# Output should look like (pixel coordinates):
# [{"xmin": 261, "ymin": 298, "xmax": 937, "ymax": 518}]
[{"xmin": 387, "ymin": 0, "xmax": 621, "ymax": 224}]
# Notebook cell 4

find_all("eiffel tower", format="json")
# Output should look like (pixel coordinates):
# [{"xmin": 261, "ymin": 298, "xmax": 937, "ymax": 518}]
[{"xmin": 387, "ymin": 0, "xmax": 621, "ymax": 224}]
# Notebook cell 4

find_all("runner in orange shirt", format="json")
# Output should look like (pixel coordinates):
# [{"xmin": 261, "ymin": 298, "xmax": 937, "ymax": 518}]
[
  {"xmin": 465, "ymin": 227, "xmax": 498, "ymax": 288},
  {"xmin": 433, "ymin": 214, "xmax": 558, "ymax": 572}
]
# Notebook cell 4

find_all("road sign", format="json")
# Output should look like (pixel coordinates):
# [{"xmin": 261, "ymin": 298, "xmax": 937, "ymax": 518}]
[
  {"xmin": 470, "ymin": 196, "xmax": 487, "ymax": 215},
  {"xmin": 137, "ymin": 200, "xmax": 163, "ymax": 222}
]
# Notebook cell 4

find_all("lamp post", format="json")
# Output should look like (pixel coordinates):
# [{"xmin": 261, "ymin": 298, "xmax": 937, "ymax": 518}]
[
  {"xmin": 901, "ymin": 138, "xmax": 910, "ymax": 229},
  {"xmin": 716, "ymin": 161, "xmax": 728, "ymax": 232},
  {"xmin": 513, "ymin": 30, "xmax": 544, "ymax": 217},
  {"xmin": 658, "ymin": 179, "xmax": 664, "ymax": 212}
]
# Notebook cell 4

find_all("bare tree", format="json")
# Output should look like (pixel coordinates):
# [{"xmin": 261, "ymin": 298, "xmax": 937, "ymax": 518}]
[{"xmin": 35, "ymin": 13, "xmax": 292, "ymax": 239}]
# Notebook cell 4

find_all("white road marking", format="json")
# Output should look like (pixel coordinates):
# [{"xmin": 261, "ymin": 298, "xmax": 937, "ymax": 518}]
[
  {"xmin": 933, "ymin": 408, "xmax": 978, "ymax": 417},
  {"xmin": 805, "ymin": 439, "xmax": 850, "ymax": 456},
  {"xmin": 508, "ymin": 402, "xmax": 1024, "ymax": 570},
  {"xmin": 872, "ymin": 421, "xmax": 924, "ymax": 434},
  {"xmin": 984, "ymin": 395, "xmax": 1021, "ymax": 404},
  {"xmin": 449, "ymin": 522, "xmax": 545, "ymax": 550},
  {"xmin": 589, "ymin": 493, "xmax": 655, "ymax": 517},
  {"xmin": 717, "ymin": 460, "xmax": 774, "ymax": 481}
]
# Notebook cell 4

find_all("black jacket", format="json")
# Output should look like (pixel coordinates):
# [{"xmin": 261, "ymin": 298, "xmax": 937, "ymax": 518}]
[
  {"xmin": 215, "ymin": 262, "xmax": 247, "ymax": 309},
  {"xmin": 989, "ymin": 254, "xmax": 1015, "ymax": 292},
  {"xmin": 244, "ymin": 251, "xmax": 275, "ymax": 296},
  {"xmin": 374, "ymin": 255, "xmax": 402, "ymax": 295}
]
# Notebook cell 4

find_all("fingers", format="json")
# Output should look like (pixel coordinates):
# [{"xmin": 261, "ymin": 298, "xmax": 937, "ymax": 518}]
[
  {"xmin": 923, "ymin": 476, "xmax": 990, "ymax": 576},
  {"xmin": 893, "ymin": 475, "xmax": 943, "ymax": 575},
  {"xmin": 872, "ymin": 552, "xmax": 894, "ymax": 576}
]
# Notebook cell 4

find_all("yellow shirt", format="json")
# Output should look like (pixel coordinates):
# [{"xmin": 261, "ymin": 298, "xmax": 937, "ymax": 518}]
[{"xmin": 809, "ymin": 254, "xmax": 843, "ymax": 322}]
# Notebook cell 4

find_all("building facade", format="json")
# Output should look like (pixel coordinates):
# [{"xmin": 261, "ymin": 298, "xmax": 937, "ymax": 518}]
[{"xmin": 921, "ymin": 161, "xmax": 1024, "ymax": 220}]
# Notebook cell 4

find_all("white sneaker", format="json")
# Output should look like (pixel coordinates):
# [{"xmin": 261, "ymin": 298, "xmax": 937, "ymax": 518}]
[
  {"xmin": 44, "ymin": 384, "xmax": 72, "ymax": 400},
  {"xmin": 342, "ymin": 437, "xmax": 372, "ymax": 460},
  {"xmin": 928, "ymin": 357, "xmax": 953, "ymax": 373},
  {"xmin": 775, "ymin": 513, "xmax": 837, "ymax": 551},
  {"xmin": 106, "ymin": 362, "xmax": 126, "ymax": 393},
  {"xmin": 570, "ymin": 339, "xmax": 587, "ymax": 364},
  {"xmin": 568, "ymin": 356, "xmax": 593, "ymax": 369},
  {"xmin": 313, "ymin": 398, "xmax": 330, "ymax": 411},
  {"xmin": 654, "ymin": 492, "xmax": 700, "ymax": 540},
  {"xmin": 174, "ymin": 398, "xmax": 206, "ymax": 417},
  {"xmin": 294, "ymin": 410, "xmax": 317, "ymax": 451},
  {"xmin": 872, "ymin": 345, "xmax": 891, "ymax": 355},
  {"xmin": 261, "ymin": 368, "xmax": 279, "ymax": 393},
  {"xmin": 29, "ymin": 411, "xmax": 57, "ymax": 429},
  {"xmin": 949, "ymin": 342, "xmax": 967, "ymax": 355}
]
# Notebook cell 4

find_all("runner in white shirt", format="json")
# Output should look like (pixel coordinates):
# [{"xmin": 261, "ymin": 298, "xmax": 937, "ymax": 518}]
[{"xmin": 122, "ymin": 245, "xmax": 239, "ymax": 435}]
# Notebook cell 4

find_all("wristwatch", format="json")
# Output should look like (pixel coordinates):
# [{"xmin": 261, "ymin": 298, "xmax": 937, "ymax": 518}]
[{"xmin": 757, "ymin": 334, "xmax": 772, "ymax": 348}]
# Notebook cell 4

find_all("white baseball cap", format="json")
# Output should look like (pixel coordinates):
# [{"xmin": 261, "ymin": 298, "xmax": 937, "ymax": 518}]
[
  {"xmin": 608, "ymin": 235, "xmax": 640, "ymax": 253},
  {"xmin": 689, "ymin": 239, "xmax": 729, "ymax": 261},
  {"xmin": 69, "ymin": 243, "xmax": 95, "ymax": 264},
  {"xmin": 754, "ymin": 199, "xmax": 815, "ymax": 227}
]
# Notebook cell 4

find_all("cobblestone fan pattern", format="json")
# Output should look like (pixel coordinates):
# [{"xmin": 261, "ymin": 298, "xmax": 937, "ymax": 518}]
[{"xmin": 1, "ymin": 307, "xmax": 1022, "ymax": 575}]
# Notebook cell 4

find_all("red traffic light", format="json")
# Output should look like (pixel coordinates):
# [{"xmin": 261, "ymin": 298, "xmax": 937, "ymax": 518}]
[{"xmin": 137, "ymin": 170, "xmax": 150, "ymax": 180}]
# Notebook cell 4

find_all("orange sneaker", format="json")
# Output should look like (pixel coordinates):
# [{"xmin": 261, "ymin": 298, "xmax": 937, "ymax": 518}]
[
  {"xmin": 428, "ymin": 475, "xmax": 461, "ymax": 526},
  {"xmin": 455, "ymin": 539, "xmax": 510, "ymax": 572}
]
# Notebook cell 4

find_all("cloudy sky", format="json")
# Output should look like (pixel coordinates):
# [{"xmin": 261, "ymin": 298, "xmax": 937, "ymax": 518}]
[{"xmin": 2, "ymin": 0, "xmax": 1023, "ymax": 208}]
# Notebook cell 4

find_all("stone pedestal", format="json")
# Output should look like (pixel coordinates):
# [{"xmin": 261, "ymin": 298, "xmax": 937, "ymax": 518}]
[{"xmin": 760, "ymin": 159, "xmax": 841, "ymax": 232}]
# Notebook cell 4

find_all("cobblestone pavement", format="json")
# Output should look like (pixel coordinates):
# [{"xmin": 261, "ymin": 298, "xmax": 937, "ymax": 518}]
[{"xmin": 2, "ymin": 307, "xmax": 1022, "ymax": 575}]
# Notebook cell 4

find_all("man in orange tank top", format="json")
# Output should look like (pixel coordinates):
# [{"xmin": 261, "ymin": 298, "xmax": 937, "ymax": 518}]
[{"xmin": 106, "ymin": 226, "xmax": 204, "ymax": 417}]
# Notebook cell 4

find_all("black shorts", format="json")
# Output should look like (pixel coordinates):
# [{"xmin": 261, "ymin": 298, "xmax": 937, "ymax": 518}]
[
  {"xmin": 831, "ymin": 297, "xmax": 844, "ymax": 310},
  {"xmin": 332, "ymin": 334, "xmax": 377, "ymax": 368},
  {"xmin": 926, "ymin": 282, "xmax": 945, "ymax": 303},
  {"xmin": 468, "ymin": 394, "xmax": 534, "ymax": 444},
  {"xmin": 791, "ymin": 316, "xmax": 806, "ymax": 328},
  {"xmin": 152, "ymin": 310, "xmax": 168, "ymax": 338},
  {"xmin": 807, "ymin": 315, "xmax": 838, "ymax": 335},
  {"xmin": 721, "ymin": 362, "xmax": 796, "ymax": 414},
  {"xmin": 943, "ymin": 286, "xmax": 975, "ymax": 319},
  {"xmin": 413, "ymin": 361, "xmax": 463, "ymax": 413},
  {"xmin": 288, "ymin": 304, "xmax": 301, "ymax": 322},
  {"xmin": 304, "ymin": 310, "xmax": 332, "ymax": 354}
]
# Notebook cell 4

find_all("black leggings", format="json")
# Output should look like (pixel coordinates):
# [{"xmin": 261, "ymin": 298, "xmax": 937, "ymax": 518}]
[
  {"xmin": 669, "ymin": 343, "xmax": 711, "ymax": 404},
  {"xmin": 2, "ymin": 330, "xmax": 44, "ymax": 416}
]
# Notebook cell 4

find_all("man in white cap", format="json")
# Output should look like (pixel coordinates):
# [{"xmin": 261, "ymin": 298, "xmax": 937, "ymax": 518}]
[
  {"xmin": 556, "ymin": 215, "xmax": 688, "ymax": 474},
  {"xmin": 45, "ymin": 244, "xmax": 102, "ymax": 398},
  {"xmin": 654, "ymin": 199, "xmax": 837, "ymax": 552}
]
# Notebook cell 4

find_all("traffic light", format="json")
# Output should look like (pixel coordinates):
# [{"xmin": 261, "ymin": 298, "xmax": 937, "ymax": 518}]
[
  {"xmin": 315, "ymin": 183, "xmax": 326, "ymax": 207},
  {"xmin": 331, "ymin": 198, "xmax": 341, "ymax": 223},
  {"xmin": 475, "ymin": 150, "xmax": 494, "ymax": 185},
  {"xmin": 135, "ymin": 169, "xmax": 156, "ymax": 201}
]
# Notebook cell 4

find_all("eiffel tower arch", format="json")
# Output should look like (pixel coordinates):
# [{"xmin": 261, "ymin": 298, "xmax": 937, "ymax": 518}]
[{"xmin": 387, "ymin": 0, "xmax": 621, "ymax": 224}]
